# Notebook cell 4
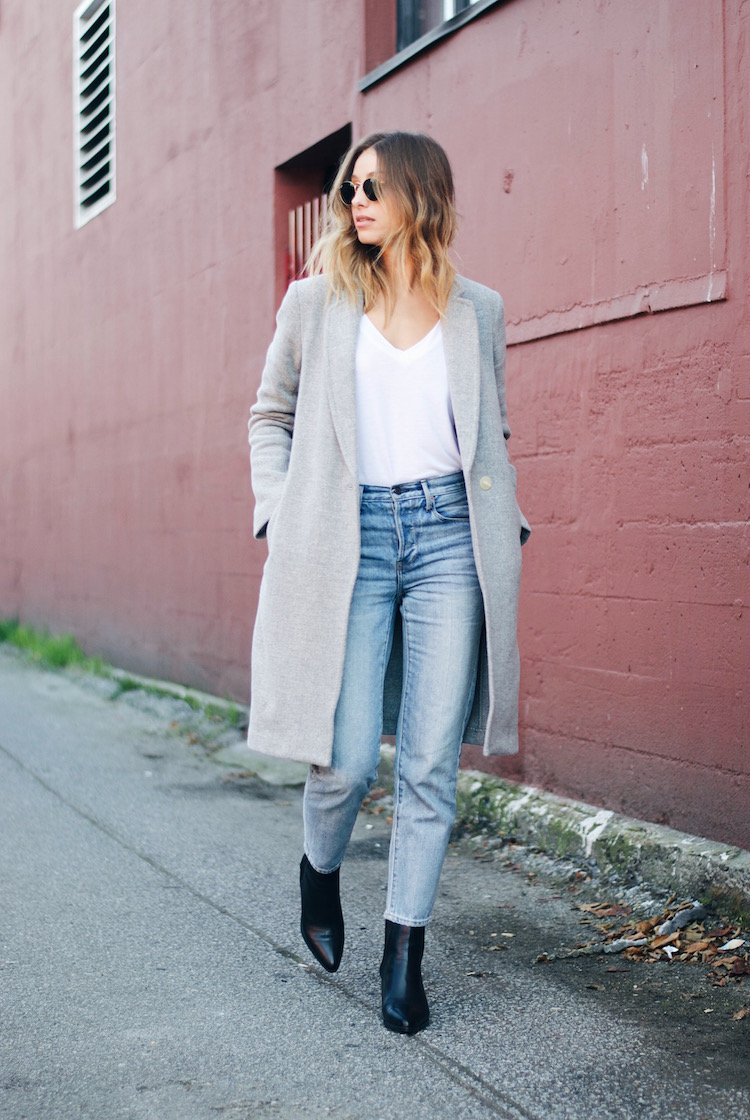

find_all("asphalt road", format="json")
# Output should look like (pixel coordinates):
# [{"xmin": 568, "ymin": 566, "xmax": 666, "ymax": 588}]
[{"xmin": 1, "ymin": 647, "xmax": 748, "ymax": 1120}]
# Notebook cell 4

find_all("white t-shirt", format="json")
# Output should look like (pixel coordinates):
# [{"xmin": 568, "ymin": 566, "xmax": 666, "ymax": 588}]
[{"xmin": 354, "ymin": 315, "xmax": 462, "ymax": 486}]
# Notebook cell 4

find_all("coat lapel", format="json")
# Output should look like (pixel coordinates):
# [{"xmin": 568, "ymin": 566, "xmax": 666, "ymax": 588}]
[
  {"xmin": 443, "ymin": 280, "xmax": 481, "ymax": 472},
  {"xmin": 324, "ymin": 291, "xmax": 362, "ymax": 480}
]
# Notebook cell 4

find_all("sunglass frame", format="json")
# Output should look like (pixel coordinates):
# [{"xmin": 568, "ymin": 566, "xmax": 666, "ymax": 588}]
[{"xmin": 339, "ymin": 178, "xmax": 379, "ymax": 205}]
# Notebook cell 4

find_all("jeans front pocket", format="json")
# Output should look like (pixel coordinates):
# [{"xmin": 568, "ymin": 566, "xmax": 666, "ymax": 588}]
[{"xmin": 431, "ymin": 486, "xmax": 470, "ymax": 524}]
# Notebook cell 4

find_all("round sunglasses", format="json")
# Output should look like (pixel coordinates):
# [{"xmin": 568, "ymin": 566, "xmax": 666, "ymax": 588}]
[{"xmin": 339, "ymin": 178, "xmax": 380, "ymax": 205}]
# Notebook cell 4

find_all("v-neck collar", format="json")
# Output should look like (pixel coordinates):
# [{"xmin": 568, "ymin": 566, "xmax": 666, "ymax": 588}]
[{"xmin": 361, "ymin": 313, "xmax": 442, "ymax": 359}]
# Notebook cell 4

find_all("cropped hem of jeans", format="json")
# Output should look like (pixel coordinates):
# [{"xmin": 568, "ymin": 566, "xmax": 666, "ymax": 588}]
[
  {"xmin": 383, "ymin": 910, "xmax": 431, "ymax": 928},
  {"xmin": 303, "ymin": 849, "xmax": 342, "ymax": 876}
]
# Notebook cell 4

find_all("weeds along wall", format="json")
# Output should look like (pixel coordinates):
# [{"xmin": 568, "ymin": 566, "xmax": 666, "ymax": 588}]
[{"xmin": 0, "ymin": 0, "xmax": 747, "ymax": 847}]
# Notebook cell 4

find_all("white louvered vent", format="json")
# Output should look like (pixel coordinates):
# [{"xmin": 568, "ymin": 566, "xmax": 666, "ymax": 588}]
[
  {"xmin": 73, "ymin": 0, "xmax": 116, "ymax": 227},
  {"xmin": 287, "ymin": 194, "xmax": 327, "ymax": 287}
]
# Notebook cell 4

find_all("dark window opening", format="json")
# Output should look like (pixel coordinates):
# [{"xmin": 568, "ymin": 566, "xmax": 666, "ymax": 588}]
[{"xmin": 273, "ymin": 124, "xmax": 352, "ymax": 308}]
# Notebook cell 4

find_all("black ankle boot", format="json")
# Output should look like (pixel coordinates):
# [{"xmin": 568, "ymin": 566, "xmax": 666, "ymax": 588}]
[
  {"xmin": 299, "ymin": 855, "xmax": 344, "ymax": 972},
  {"xmin": 380, "ymin": 920, "xmax": 429, "ymax": 1034}
]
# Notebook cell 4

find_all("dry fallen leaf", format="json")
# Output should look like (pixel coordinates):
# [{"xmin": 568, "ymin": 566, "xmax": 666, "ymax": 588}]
[
  {"xmin": 635, "ymin": 917, "xmax": 661, "ymax": 935},
  {"xmin": 733, "ymin": 1007, "xmax": 750, "ymax": 1021},
  {"xmin": 683, "ymin": 940, "xmax": 712, "ymax": 956},
  {"xmin": 575, "ymin": 902, "xmax": 630, "ymax": 918},
  {"xmin": 718, "ymin": 938, "xmax": 746, "ymax": 953},
  {"xmin": 651, "ymin": 931, "xmax": 680, "ymax": 950}
]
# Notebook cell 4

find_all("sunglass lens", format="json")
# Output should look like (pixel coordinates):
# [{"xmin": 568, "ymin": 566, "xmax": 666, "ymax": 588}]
[{"xmin": 339, "ymin": 180, "xmax": 378, "ymax": 205}]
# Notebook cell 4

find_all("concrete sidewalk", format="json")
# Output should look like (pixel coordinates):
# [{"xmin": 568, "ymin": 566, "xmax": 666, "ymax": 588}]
[{"xmin": 2, "ymin": 645, "xmax": 749, "ymax": 1120}]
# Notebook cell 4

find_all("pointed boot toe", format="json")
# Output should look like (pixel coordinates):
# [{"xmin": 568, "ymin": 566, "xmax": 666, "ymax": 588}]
[
  {"xmin": 380, "ymin": 920, "xmax": 429, "ymax": 1035},
  {"xmin": 300, "ymin": 855, "xmax": 344, "ymax": 973}
]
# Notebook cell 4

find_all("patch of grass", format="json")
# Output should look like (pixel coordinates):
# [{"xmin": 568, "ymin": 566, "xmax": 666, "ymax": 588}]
[
  {"xmin": 0, "ymin": 618, "xmax": 103, "ymax": 671},
  {"xmin": 224, "ymin": 703, "xmax": 242, "ymax": 728},
  {"xmin": 0, "ymin": 618, "xmax": 21, "ymax": 643},
  {"xmin": 110, "ymin": 676, "xmax": 142, "ymax": 697},
  {"xmin": 0, "ymin": 616, "xmax": 247, "ymax": 736},
  {"xmin": 203, "ymin": 700, "xmax": 242, "ymax": 726}
]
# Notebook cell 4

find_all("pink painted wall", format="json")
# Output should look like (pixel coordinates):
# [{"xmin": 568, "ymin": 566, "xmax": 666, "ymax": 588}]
[{"xmin": 0, "ymin": 0, "xmax": 747, "ymax": 847}]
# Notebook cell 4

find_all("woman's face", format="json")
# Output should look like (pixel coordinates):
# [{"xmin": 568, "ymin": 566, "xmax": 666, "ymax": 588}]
[{"xmin": 348, "ymin": 147, "xmax": 400, "ymax": 247}]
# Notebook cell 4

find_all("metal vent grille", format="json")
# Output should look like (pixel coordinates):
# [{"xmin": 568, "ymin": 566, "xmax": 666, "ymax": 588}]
[{"xmin": 74, "ymin": 0, "xmax": 115, "ymax": 227}]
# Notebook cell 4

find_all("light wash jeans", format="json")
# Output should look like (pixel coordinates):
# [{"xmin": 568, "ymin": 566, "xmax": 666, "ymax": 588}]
[{"xmin": 303, "ymin": 472, "xmax": 484, "ymax": 926}]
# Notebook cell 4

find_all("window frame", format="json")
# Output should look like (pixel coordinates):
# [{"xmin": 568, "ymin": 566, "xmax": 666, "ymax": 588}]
[{"xmin": 360, "ymin": 0, "xmax": 505, "ymax": 92}]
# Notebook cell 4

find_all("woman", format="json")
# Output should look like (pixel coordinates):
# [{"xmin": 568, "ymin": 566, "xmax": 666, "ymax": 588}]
[{"xmin": 248, "ymin": 131, "xmax": 530, "ymax": 1035}]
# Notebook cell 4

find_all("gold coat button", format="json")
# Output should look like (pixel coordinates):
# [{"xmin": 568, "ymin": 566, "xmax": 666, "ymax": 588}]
[{"xmin": 479, "ymin": 476, "xmax": 492, "ymax": 490}]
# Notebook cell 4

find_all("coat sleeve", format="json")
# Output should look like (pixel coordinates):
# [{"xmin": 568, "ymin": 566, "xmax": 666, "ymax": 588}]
[
  {"xmin": 248, "ymin": 283, "xmax": 302, "ymax": 539},
  {"xmin": 491, "ymin": 292, "xmax": 512, "ymax": 442}
]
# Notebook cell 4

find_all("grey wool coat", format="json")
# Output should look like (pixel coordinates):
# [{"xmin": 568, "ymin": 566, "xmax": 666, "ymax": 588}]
[{"xmin": 247, "ymin": 274, "xmax": 530, "ymax": 766}]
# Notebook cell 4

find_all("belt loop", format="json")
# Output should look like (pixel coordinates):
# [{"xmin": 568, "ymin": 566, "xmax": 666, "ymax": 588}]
[
  {"xmin": 359, "ymin": 484, "xmax": 364, "ymax": 506},
  {"xmin": 421, "ymin": 479, "xmax": 434, "ymax": 511}
]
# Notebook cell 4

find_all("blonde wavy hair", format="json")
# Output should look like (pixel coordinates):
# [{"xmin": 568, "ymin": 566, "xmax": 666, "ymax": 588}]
[{"xmin": 307, "ymin": 131, "xmax": 457, "ymax": 319}]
